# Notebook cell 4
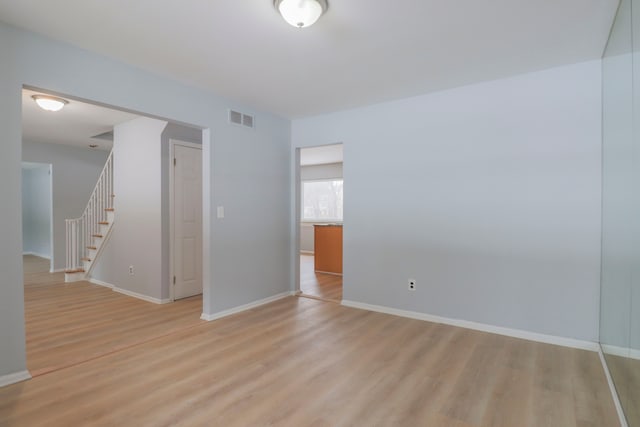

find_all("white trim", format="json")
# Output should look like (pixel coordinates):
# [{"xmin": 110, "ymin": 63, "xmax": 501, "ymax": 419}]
[
  {"xmin": 201, "ymin": 291, "xmax": 294, "ymax": 321},
  {"xmin": 88, "ymin": 278, "xmax": 115, "ymax": 289},
  {"xmin": 112, "ymin": 286, "xmax": 171, "ymax": 304},
  {"xmin": 201, "ymin": 129, "xmax": 211, "ymax": 315},
  {"xmin": 22, "ymin": 251, "xmax": 51, "ymax": 260},
  {"xmin": 83, "ymin": 216, "xmax": 115, "ymax": 278},
  {"xmin": 598, "ymin": 347, "xmax": 629, "ymax": 427},
  {"xmin": 300, "ymin": 250, "xmax": 314, "ymax": 255},
  {"xmin": 48, "ymin": 163, "xmax": 54, "ymax": 275},
  {"xmin": 0, "ymin": 370, "xmax": 31, "ymax": 388},
  {"xmin": 314, "ymin": 270, "xmax": 342, "ymax": 276},
  {"xmin": 601, "ymin": 344, "xmax": 640, "ymax": 360},
  {"xmin": 89, "ymin": 277, "xmax": 173, "ymax": 306},
  {"xmin": 341, "ymin": 300, "xmax": 599, "ymax": 351},
  {"xmin": 293, "ymin": 147, "xmax": 301, "ymax": 294}
]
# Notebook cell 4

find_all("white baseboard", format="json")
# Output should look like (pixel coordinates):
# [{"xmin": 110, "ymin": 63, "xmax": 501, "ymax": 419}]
[
  {"xmin": 300, "ymin": 250, "xmax": 314, "ymax": 255},
  {"xmin": 88, "ymin": 278, "xmax": 169, "ymax": 304},
  {"xmin": 0, "ymin": 370, "xmax": 31, "ymax": 388},
  {"xmin": 601, "ymin": 344, "xmax": 640, "ymax": 360},
  {"xmin": 113, "ymin": 286, "xmax": 171, "ymax": 304},
  {"xmin": 598, "ymin": 347, "xmax": 629, "ymax": 427},
  {"xmin": 341, "ymin": 300, "xmax": 599, "ymax": 352},
  {"xmin": 315, "ymin": 270, "xmax": 342, "ymax": 276},
  {"xmin": 201, "ymin": 291, "xmax": 294, "ymax": 321},
  {"xmin": 50, "ymin": 268, "xmax": 65, "ymax": 273},
  {"xmin": 88, "ymin": 278, "xmax": 115, "ymax": 289}
]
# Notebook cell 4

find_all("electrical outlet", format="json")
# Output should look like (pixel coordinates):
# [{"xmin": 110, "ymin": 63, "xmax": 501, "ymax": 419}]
[
  {"xmin": 129, "ymin": 265, "xmax": 134, "ymax": 275},
  {"xmin": 408, "ymin": 279, "xmax": 416, "ymax": 291}
]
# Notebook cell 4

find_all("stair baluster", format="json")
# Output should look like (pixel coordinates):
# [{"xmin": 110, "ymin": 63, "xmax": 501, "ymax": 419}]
[{"xmin": 65, "ymin": 150, "xmax": 114, "ymax": 281}]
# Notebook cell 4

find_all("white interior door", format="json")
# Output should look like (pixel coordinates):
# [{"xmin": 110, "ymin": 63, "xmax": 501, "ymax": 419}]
[{"xmin": 172, "ymin": 143, "xmax": 202, "ymax": 300}]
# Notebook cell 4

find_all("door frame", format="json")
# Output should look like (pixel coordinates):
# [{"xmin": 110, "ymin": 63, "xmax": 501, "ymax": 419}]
[
  {"xmin": 169, "ymin": 139, "xmax": 203, "ymax": 302},
  {"xmin": 21, "ymin": 161, "xmax": 55, "ymax": 272},
  {"xmin": 294, "ymin": 143, "xmax": 344, "ymax": 296}
]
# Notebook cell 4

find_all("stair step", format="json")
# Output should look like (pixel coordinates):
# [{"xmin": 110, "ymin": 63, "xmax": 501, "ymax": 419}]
[
  {"xmin": 98, "ymin": 221, "xmax": 109, "ymax": 225},
  {"xmin": 87, "ymin": 246, "xmax": 97, "ymax": 250},
  {"xmin": 65, "ymin": 268, "xmax": 85, "ymax": 274},
  {"xmin": 105, "ymin": 208, "xmax": 115, "ymax": 212},
  {"xmin": 81, "ymin": 257, "xmax": 92, "ymax": 262},
  {"xmin": 92, "ymin": 234, "xmax": 104, "ymax": 238}
]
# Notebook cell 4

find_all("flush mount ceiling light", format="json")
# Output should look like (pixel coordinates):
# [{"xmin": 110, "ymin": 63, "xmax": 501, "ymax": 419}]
[
  {"xmin": 275, "ymin": 0, "xmax": 328, "ymax": 28},
  {"xmin": 32, "ymin": 95, "xmax": 69, "ymax": 112}
]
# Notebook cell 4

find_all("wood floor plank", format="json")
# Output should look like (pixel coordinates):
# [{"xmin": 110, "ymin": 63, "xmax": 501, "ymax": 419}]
[
  {"xmin": 605, "ymin": 353, "xmax": 640, "ymax": 427},
  {"xmin": 1, "ymin": 255, "xmax": 620, "ymax": 426},
  {"xmin": 22, "ymin": 255, "xmax": 204, "ymax": 375},
  {"xmin": 300, "ymin": 254, "xmax": 342, "ymax": 301}
]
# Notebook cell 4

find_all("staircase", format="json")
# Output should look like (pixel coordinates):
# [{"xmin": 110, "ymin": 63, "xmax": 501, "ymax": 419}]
[{"xmin": 65, "ymin": 150, "xmax": 115, "ymax": 282}]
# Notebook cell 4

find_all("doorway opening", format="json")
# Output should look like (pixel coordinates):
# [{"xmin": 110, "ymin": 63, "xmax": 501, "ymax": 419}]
[
  {"xmin": 21, "ymin": 162, "xmax": 53, "ymax": 273},
  {"xmin": 297, "ymin": 143, "xmax": 343, "ymax": 302},
  {"xmin": 170, "ymin": 140, "xmax": 203, "ymax": 301},
  {"xmin": 21, "ymin": 86, "xmax": 207, "ymax": 376}
]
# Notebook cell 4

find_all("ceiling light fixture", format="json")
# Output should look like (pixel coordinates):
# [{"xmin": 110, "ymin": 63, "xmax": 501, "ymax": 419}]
[
  {"xmin": 32, "ymin": 95, "xmax": 69, "ymax": 112},
  {"xmin": 275, "ymin": 0, "xmax": 328, "ymax": 28}
]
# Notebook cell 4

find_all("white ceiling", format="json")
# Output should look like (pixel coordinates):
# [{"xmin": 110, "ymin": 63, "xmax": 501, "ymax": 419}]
[
  {"xmin": 300, "ymin": 144, "xmax": 343, "ymax": 166},
  {"xmin": 22, "ymin": 89, "xmax": 140, "ymax": 150},
  {"xmin": 1, "ymin": 1, "xmax": 618, "ymax": 119}
]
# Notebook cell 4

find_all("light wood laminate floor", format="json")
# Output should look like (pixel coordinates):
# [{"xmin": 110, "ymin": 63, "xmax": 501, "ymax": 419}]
[
  {"xmin": 3, "ymin": 268, "xmax": 619, "ymax": 426},
  {"xmin": 23, "ymin": 255, "xmax": 203, "ymax": 376},
  {"xmin": 605, "ymin": 353, "xmax": 640, "ymax": 426},
  {"xmin": 300, "ymin": 254, "xmax": 342, "ymax": 302}
]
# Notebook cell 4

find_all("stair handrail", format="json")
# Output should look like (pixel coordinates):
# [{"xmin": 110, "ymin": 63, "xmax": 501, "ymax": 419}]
[{"xmin": 65, "ymin": 150, "xmax": 113, "ymax": 272}]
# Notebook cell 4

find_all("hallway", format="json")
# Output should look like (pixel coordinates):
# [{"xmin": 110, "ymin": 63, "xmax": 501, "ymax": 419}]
[
  {"xmin": 300, "ymin": 254, "xmax": 342, "ymax": 302},
  {"xmin": 23, "ymin": 255, "xmax": 203, "ymax": 376}
]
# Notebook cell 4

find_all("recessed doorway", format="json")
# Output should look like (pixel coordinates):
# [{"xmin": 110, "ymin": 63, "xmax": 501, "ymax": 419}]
[
  {"xmin": 20, "ymin": 87, "xmax": 205, "ymax": 376},
  {"xmin": 170, "ymin": 140, "xmax": 203, "ymax": 301},
  {"xmin": 21, "ymin": 162, "xmax": 53, "ymax": 272},
  {"xmin": 298, "ymin": 143, "xmax": 343, "ymax": 302}
]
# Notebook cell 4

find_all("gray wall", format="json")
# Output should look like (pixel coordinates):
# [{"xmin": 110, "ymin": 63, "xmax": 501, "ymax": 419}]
[
  {"xmin": 21, "ymin": 164, "xmax": 52, "ymax": 260},
  {"xmin": 91, "ymin": 117, "xmax": 168, "ymax": 299},
  {"xmin": 22, "ymin": 141, "xmax": 109, "ymax": 271},
  {"xmin": 0, "ymin": 22, "xmax": 290, "ymax": 379},
  {"xmin": 292, "ymin": 60, "xmax": 602, "ymax": 342},
  {"xmin": 92, "ymin": 120, "xmax": 204, "ymax": 301}
]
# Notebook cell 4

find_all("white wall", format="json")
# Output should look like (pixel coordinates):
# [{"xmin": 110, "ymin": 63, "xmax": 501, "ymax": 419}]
[
  {"xmin": 299, "ymin": 162, "xmax": 343, "ymax": 252},
  {"xmin": 292, "ymin": 60, "xmax": 602, "ymax": 342},
  {"xmin": 22, "ymin": 141, "xmax": 109, "ymax": 271},
  {"xmin": 300, "ymin": 162, "xmax": 343, "ymax": 181},
  {"xmin": 21, "ymin": 164, "xmax": 51, "ymax": 260},
  {"xmin": 92, "ymin": 117, "xmax": 167, "ymax": 300},
  {"xmin": 0, "ymin": 23, "xmax": 290, "ymax": 380}
]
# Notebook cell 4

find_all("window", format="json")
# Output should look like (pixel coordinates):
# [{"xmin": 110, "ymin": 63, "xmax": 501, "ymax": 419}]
[{"xmin": 302, "ymin": 179, "xmax": 343, "ymax": 222}]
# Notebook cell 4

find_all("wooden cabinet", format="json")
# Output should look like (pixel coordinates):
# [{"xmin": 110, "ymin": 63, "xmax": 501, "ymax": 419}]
[{"xmin": 313, "ymin": 224, "xmax": 342, "ymax": 275}]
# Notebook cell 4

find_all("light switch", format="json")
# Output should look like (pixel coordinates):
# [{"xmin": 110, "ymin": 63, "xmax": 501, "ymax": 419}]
[{"xmin": 217, "ymin": 206, "xmax": 224, "ymax": 219}]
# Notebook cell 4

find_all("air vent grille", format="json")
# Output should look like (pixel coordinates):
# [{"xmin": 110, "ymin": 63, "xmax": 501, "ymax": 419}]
[
  {"xmin": 242, "ymin": 114, "xmax": 253, "ymax": 128},
  {"xmin": 229, "ymin": 109, "xmax": 255, "ymax": 129},
  {"xmin": 229, "ymin": 110, "xmax": 242, "ymax": 125}
]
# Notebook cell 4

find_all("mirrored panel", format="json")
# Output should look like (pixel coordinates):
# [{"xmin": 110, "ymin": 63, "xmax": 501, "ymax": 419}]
[{"xmin": 601, "ymin": 0, "xmax": 640, "ymax": 424}]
